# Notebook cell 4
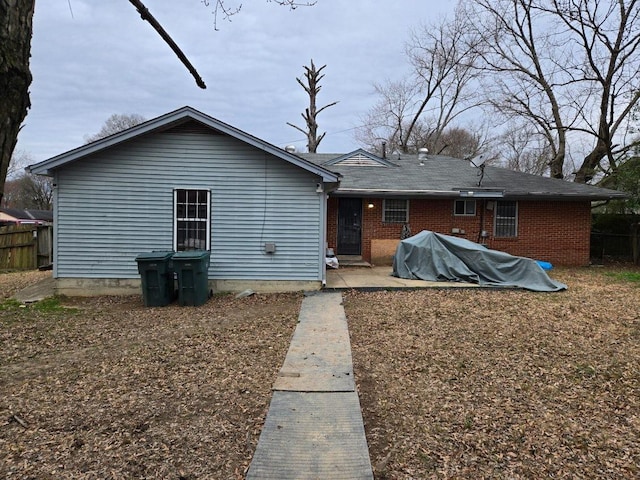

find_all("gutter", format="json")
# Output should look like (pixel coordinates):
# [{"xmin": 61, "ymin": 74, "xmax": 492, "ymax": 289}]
[{"xmin": 330, "ymin": 188, "xmax": 627, "ymax": 202}]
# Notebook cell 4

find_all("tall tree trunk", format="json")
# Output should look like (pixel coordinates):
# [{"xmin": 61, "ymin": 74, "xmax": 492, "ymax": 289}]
[
  {"xmin": 575, "ymin": 140, "xmax": 609, "ymax": 184},
  {"xmin": 0, "ymin": 0, "xmax": 35, "ymax": 206},
  {"xmin": 287, "ymin": 60, "xmax": 337, "ymax": 153},
  {"xmin": 548, "ymin": 130, "xmax": 566, "ymax": 179}
]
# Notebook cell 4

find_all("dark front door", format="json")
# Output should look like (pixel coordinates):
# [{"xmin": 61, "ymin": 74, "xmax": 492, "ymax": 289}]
[{"xmin": 337, "ymin": 198, "xmax": 362, "ymax": 255}]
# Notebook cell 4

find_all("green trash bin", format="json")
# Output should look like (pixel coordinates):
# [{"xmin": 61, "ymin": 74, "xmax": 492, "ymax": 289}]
[
  {"xmin": 135, "ymin": 251, "xmax": 175, "ymax": 307},
  {"xmin": 172, "ymin": 250, "xmax": 211, "ymax": 306}
]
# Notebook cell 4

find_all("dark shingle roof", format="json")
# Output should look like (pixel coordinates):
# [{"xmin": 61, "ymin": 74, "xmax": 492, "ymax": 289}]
[
  {"xmin": 298, "ymin": 151, "xmax": 626, "ymax": 201},
  {"xmin": 0, "ymin": 208, "xmax": 53, "ymax": 222}
]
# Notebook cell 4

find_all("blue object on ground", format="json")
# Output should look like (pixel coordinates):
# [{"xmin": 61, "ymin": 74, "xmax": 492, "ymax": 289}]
[{"xmin": 536, "ymin": 260, "xmax": 553, "ymax": 270}]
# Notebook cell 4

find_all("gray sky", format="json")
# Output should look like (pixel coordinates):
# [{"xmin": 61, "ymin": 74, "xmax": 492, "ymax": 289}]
[{"xmin": 17, "ymin": 0, "xmax": 456, "ymax": 163}]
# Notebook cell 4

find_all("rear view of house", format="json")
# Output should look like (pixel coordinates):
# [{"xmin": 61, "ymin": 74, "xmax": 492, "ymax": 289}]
[
  {"xmin": 28, "ymin": 107, "xmax": 340, "ymax": 296},
  {"xmin": 299, "ymin": 149, "xmax": 626, "ymax": 267}
]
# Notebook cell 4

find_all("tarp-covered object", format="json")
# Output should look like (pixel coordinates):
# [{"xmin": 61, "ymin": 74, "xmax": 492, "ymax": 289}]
[{"xmin": 392, "ymin": 230, "xmax": 567, "ymax": 292}]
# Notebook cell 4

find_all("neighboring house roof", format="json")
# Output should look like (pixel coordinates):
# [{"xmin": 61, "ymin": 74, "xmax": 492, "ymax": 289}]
[
  {"xmin": 299, "ymin": 151, "xmax": 626, "ymax": 201},
  {"xmin": 27, "ymin": 106, "xmax": 341, "ymax": 184},
  {"xmin": 0, "ymin": 208, "xmax": 53, "ymax": 223}
]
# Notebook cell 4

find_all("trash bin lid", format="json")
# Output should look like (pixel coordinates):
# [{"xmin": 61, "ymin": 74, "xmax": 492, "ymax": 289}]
[
  {"xmin": 135, "ymin": 251, "xmax": 174, "ymax": 262},
  {"xmin": 172, "ymin": 250, "xmax": 210, "ymax": 260}
]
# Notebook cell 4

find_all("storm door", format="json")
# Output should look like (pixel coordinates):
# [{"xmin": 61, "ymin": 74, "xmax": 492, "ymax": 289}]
[{"xmin": 337, "ymin": 198, "xmax": 362, "ymax": 255}]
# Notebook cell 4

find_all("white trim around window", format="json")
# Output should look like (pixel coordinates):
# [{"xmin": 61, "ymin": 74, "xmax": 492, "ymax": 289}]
[{"xmin": 173, "ymin": 188, "xmax": 211, "ymax": 251}]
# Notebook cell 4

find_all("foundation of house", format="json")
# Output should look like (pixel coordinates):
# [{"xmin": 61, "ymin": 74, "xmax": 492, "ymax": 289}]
[{"xmin": 54, "ymin": 277, "xmax": 322, "ymax": 297}]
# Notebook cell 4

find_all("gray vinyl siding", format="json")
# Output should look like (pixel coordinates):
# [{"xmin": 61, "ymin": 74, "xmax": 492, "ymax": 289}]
[{"xmin": 54, "ymin": 130, "xmax": 325, "ymax": 281}]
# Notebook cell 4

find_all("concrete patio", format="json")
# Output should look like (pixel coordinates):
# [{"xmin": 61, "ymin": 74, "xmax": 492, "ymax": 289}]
[{"xmin": 325, "ymin": 266, "xmax": 480, "ymax": 290}]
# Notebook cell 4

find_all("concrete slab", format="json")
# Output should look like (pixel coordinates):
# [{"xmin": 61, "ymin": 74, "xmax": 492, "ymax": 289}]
[
  {"xmin": 326, "ymin": 266, "xmax": 481, "ymax": 290},
  {"xmin": 246, "ymin": 391, "xmax": 373, "ymax": 480},
  {"xmin": 12, "ymin": 277, "xmax": 55, "ymax": 303},
  {"xmin": 273, "ymin": 292, "xmax": 354, "ymax": 392}
]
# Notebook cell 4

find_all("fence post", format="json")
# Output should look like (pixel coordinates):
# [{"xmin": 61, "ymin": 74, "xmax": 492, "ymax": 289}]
[
  {"xmin": 33, "ymin": 228, "xmax": 38, "ymax": 269},
  {"xmin": 633, "ymin": 223, "xmax": 639, "ymax": 265}
]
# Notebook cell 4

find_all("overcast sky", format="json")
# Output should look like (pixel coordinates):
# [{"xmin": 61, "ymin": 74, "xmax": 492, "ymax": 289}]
[{"xmin": 17, "ymin": 0, "xmax": 457, "ymax": 163}]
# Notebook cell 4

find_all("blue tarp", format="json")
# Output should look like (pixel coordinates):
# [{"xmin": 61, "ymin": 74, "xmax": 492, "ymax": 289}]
[{"xmin": 392, "ymin": 230, "xmax": 567, "ymax": 292}]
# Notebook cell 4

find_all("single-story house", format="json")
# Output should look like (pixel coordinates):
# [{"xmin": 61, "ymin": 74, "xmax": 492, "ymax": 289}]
[
  {"xmin": 297, "ymin": 149, "xmax": 626, "ymax": 267},
  {"xmin": 28, "ymin": 106, "xmax": 625, "ymax": 296},
  {"xmin": 0, "ymin": 208, "xmax": 53, "ymax": 226},
  {"xmin": 28, "ymin": 106, "xmax": 340, "ymax": 296}
]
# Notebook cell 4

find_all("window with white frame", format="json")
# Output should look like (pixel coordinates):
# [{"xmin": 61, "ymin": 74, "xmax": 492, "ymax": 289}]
[
  {"xmin": 454, "ymin": 199, "xmax": 476, "ymax": 216},
  {"xmin": 174, "ymin": 189, "xmax": 210, "ymax": 251},
  {"xmin": 494, "ymin": 200, "xmax": 517, "ymax": 237},
  {"xmin": 383, "ymin": 199, "xmax": 409, "ymax": 223}
]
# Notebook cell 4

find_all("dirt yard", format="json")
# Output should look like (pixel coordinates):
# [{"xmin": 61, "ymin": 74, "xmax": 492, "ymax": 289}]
[
  {"xmin": 346, "ymin": 267, "xmax": 640, "ymax": 479},
  {"xmin": 1, "ymin": 267, "xmax": 639, "ymax": 479},
  {"xmin": 1, "ymin": 271, "xmax": 301, "ymax": 479}
]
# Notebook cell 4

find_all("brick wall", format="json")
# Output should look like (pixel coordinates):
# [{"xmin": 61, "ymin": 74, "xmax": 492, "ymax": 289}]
[
  {"xmin": 326, "ymin": 197, "xmax": 592, "ymax": 266},
  {"xmin": 327, "ymin": 197, "xmax": 338, "ymax": 254},
  {"xmin": 489, "ymin": 201, "xmax": 591, "ymax": 266}
]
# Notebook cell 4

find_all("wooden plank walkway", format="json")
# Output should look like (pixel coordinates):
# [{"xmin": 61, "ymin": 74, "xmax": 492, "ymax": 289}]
[{"xmin": 246, "ymin": 292, "xmax": 373, "ymax": 479}]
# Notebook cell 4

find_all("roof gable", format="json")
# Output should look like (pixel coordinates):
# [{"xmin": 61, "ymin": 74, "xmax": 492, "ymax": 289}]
[
  {"xmin": 27, "ymin": 106, "xmax": 340, "ymax": 183},
  {"xmin": 323, "ymin": 149, "xmax": 397, "ymax": 167}
]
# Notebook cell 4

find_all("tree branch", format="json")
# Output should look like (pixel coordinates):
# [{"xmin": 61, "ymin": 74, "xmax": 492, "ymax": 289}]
[{"xmin": 129, "ymin": 0, "xmax": 206, "ymax": 89}]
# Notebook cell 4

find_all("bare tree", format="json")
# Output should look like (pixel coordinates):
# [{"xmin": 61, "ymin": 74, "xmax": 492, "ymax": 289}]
[
  {"xmin": 84, "ymin": 113, "xmax": 147, "ymax": 144},
  {"xmin": 287, "ymin": 60, "xmax": 338, "ymax": 153},
  {"xmin": 463, "ymin": 0, "xmax": 640, "ymax": 183},
  {"xmin": 356, "ymin": 80, "xmax": 421, "ymax": 154},
  {"xmin": 356, "ymin": 79, "xmax": 435, "ymax": 154},
  {"xmin": 461, "ymin": 0, "xmax": 571, "ymax": 179},
  {"xmin": 548, "ymin": 0, "xmax": 640, "ymax": 183},
  {"xmin": 356, "ymin": 14, "xmax": 482, "ymax": 155},
  {"xmin": 499, "ymin": 123, "xmax": 552, "ymax": 176},
  {"xmin": 6, "ymin": 150, "xmax": 33, "ymax": 180},
  {"xmin": 1, "ymin": 150, "xmax": 52, "ymax": 210},
  {"xmin": 202, "ymin": 0, "xmax": 317, "ymax": 29},
  {"xmin": 356, "ymin": 85, "xmax": 488, "ymax": 159},
  {"xmin": 4, "ymin": 173, "xmax": 53, "ymax": 210},
  {"xmin": 435, "ymin": 127, "xmax": 484, "ymax": 159}
]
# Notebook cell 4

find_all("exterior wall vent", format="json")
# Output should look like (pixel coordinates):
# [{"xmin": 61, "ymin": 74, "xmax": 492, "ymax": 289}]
[{"xmin": 336, "ymin": 153, "xmax": 385, "ymax": 166}]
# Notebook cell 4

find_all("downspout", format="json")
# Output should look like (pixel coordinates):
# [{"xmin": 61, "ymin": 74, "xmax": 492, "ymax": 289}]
[
  {"xmin": 52, "ymin": 172, "xmax": 59, "ymax": 279},
  {"xmin": 477, "ymin": 199, "xmax": 486, "ymax": 244},
  {"xmin": 319, "ymin": 185, "xmax": 328, "ymax": 287},
  {"xmin": 321, "ymin": 175, "xmax": 341, "ymax": 286}
]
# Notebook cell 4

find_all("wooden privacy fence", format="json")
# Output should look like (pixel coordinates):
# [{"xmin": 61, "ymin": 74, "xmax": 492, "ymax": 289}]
[{"xmin": 0, "ymin": 225, "xmax": 53, "ymax": 270}]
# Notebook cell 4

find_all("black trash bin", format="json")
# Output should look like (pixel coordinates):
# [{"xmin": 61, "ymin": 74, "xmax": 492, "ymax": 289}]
[
  {"xmin": 135, "ymin": 251, "xmax": 175, "ymax": 307},
  {"xmin": 172, "ymin": 250, "xmax": 211, "ymax": 306}
]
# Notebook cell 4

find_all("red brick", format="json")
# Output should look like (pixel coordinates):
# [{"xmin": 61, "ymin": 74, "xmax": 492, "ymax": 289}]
[{"xmin": 326, "ymin": 198, "xmax": 591, "ymax": 267}]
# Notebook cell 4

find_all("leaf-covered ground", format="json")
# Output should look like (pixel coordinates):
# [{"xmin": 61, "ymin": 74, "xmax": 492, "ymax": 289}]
[
  {"xmin": 1, "ymin": 271, "xmax": 301, "ymax": 479},
  {"xmin": 345, "ymin": 267, "xmax": 640, "ymax": 479},
  {"xmin": 1, "ymin": 267, "xmax": 639, "ymax": 479}
]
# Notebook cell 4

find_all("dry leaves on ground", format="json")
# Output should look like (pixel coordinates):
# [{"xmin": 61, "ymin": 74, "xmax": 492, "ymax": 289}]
[
  {"xmin": 1, "ymin": 268, "xmax": 639, "ymax": 479},
  {"xmin": 346, "ymin": 267, "xmax": 640, "ymax": 479},
  {"xmin": 0, "ymin": 273, "xmax": 301, "ymax": 479},
  {"xmin": 0, "ymin": 270, "xmax": 50, "ymax": 300}
]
